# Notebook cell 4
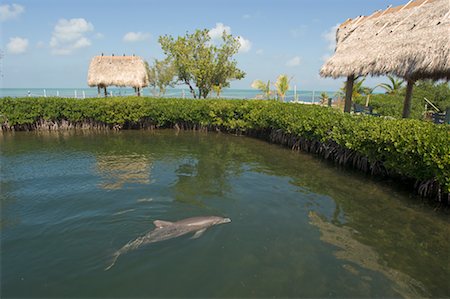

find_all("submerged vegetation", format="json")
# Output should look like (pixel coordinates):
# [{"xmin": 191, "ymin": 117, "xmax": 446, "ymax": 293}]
[{"xmin": 1, "ymin": 97, "xmax": 448, "ymax": 203}]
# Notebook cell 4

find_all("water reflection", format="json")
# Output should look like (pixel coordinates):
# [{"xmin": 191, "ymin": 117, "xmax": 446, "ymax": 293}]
[
  {"xmin": 309, "ymin": 211, "xmax": 427, "ymax": 298},
  {"xmin": 1, "ymin": 130, "xmax": 449, "ymax": 297},
  {"xmin": 172, "ymin": 139, "xmax": 243, "ymax": 204},
  {"xmin": 96, "ymin": 154, "xmax": 152, "ymax": 189}
]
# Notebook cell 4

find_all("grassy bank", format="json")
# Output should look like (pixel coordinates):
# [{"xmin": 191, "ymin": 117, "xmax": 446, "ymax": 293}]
[{"xmin": 1, "ymin": 97, "xmax": 449, "ymax": 203}]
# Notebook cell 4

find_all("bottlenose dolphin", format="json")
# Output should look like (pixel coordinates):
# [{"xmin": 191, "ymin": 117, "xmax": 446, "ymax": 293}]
[{"xmin": 105, "ymin": 216, "xmax": 231, "ymax": 270}]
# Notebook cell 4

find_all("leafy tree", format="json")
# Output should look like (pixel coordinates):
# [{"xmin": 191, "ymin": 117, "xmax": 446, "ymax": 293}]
[
  {"xmin": 337, "ymin": 76, "xmax": 370, "ymax": 100},
  {"xmin": 251, "ymin": 80, "xmax": 272, "ymax": 99},
  {"xmin": 355, "ymin": 80, "xmax": 450, "ymax": 118},
  {"xmin": 412, "ymin": 80, "xmax": 450, "ymax": 112},
  {"xmin": 352, "ymin": 77, "xmax": 369, "ymax": 98},
  {"xmin": 378, "ymin": 75, "xmax": 404, "ymax": 95},
  {"xmin": 363, "ymin": 86, "xmax": 378, "ymax": 107},
  {"xmin": 159, "ymin": 29, "xmax": 245, "ymax": 99},
  {"xmin": 274, "ymin": 74, "xmax": 291, "ymax": 102},
  {"xmin": 145, "ymin": 58, "xmax": 177, "ymax": 97},
  {"xmin": 145, "ymin": 62, "xmax": 158, "ymax": 96},
  {"xmin": 319, "ymin": 92, "xmax": 329, "ymax": 105},
  {"xmin": 212, "ymin": 84, "xmax": 224, "ymax": 98}
]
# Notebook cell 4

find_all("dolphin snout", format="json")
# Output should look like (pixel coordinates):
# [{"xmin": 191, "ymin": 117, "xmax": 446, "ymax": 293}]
[{"xmin": 222, "ymin": 218, "xmax": 232, "ymax": 224}]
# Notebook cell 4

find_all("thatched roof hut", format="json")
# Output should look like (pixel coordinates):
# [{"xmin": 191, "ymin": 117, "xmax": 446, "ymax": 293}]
[
  {"xmin": 87, "ymin": 55, "xmax": 149, "ymax": 96},
  {"xmin": 320, "ymin": 0, "xmax": 450, "ymax": 117}
]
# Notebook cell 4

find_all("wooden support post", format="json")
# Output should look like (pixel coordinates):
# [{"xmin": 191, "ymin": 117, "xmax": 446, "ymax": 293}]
[
  {"xmin": 137, "ymin": 87, "xmax": 141, "ymax": 97},
  {"xmin": 344, "ymin": 75, "xmax": 354, "ymax": 113},
  {"xmin": 104, "ymin": 86, "xmax": 108, "ymax": 97},
  {"xmin": 402, "ymin": 79, "xmax": 415, "ymax": 118},
  {"xmin": 97, "ymin": 86, "xmax": 101, "ymax": 97}
]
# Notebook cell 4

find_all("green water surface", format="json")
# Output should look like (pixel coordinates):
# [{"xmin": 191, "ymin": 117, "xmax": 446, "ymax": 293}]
[{"xmin": 1, "ymin": 130, "xmax": 449, "ymax": 298}]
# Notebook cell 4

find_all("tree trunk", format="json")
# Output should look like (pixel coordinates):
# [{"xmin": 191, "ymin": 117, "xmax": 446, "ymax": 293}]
[
  {"xmin": 402, "ymin": 79, "xmax": 414, "ymax": 118},
  {"xmin": 97, "ymin": 86, "xmax": 101, "ymax": 97},
  {"xmin": 137, "ymin": 87, "xmax": 141, "ymax": 97},
  {"xmin": 104, "ymin": 86, "xmax": 108, "ymax": 97},
  {"xmin": 186, "ymin": 81, "xmax": 196, "ymax": 99},
  {"xmin": 365, "ymin": 95, "xmax": 370, "ymax": 107},
  {"xmin": 202, "ymin": 89, "xmax": 209, "ymax": 99},
  {"xmin": 344, "ymin": 75, "xmax": 354, "ymax": 113}
]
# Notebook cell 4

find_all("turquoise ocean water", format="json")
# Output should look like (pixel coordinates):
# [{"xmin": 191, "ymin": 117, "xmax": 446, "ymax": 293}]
[{"xmin": 0, "ymin": 88, "xmax": 336, "ymax": 102}]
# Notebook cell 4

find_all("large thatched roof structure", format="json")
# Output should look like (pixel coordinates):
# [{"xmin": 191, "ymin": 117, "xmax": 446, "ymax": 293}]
[
  {"xmin": 320, "ymin": 0, "xmax": 449, "ymax": 117},
  {"xmin": 320, "ymin": 0, "xmax": 450, "ymax": 81},
  {"xmin": 87, "ymin": 55, "xmax": 149, "ymax": 89}
]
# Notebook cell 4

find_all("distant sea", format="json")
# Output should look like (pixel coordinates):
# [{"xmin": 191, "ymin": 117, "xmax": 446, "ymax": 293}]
[{"xmin": 0, "ymin": 87, "xmax": 336, "ymax": 103}]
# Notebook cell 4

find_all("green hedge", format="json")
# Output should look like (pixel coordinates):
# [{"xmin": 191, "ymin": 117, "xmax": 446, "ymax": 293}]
[
  {"xmin": 354, "ymin": 81, "xmax": 450, "ymax": 119},
  {"xmin": 354, "ymin": 93, "xmax": 425, "ymax": 119},
  {"xmin": 1, "ymin": 97, "xmax": 449, "ymax": 193}
]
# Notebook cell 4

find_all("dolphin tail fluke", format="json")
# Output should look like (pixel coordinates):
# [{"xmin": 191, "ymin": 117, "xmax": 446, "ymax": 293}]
[{"xmin": 104, "ymin": 252, "xmax": 120, "ymax": 271}]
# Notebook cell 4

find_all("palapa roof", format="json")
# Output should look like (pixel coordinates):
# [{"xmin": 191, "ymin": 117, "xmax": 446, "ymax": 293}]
[
  {"xmin": 87, "ymin": 55, "xmax": 149, "ymax": 88},
  {"xmin": 320, "ymin": 0, "xmax": 450, "ymax": 80}
]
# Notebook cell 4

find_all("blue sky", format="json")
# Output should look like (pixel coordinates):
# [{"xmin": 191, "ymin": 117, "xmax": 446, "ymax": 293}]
[{"xmin": 1, "ymin": 0, "xmax": 408, "ymax": 91}]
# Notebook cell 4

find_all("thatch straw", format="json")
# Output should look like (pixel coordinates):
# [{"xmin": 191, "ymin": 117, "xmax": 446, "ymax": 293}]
[
  {"xmin": 320, "ymin": 0, "xmax": 450, "ymax": 80},
  {"xmin": 87, "ymin": 56, "xmax": 149, "ymax": 88}
]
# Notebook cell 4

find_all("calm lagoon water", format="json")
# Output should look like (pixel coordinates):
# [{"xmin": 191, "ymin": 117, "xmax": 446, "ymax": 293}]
[{"xmin": 1, "ymin": 130, "xmax": 449, "ymax": 298}]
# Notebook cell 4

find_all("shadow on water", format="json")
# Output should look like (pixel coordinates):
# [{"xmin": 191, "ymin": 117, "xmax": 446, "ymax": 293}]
[{"xmin": 1, "ymin": 130, "xmax": 449, "ymax": 298}]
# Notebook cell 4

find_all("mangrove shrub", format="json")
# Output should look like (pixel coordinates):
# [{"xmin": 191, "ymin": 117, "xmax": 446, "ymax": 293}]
[{"xmin": 1, "ymin": 97, "xmax": 448, "ymax": 197}]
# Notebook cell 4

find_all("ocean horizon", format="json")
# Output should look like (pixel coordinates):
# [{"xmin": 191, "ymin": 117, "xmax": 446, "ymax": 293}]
[{"xmin": 0, "ymin": 87, "xmax": 338, "ymax": 102}]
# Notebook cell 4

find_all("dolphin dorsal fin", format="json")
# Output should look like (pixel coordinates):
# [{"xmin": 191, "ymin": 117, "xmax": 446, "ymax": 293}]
[{"xmin": 153, "ymin": 220, "xmax": 173, "ymax": 228}]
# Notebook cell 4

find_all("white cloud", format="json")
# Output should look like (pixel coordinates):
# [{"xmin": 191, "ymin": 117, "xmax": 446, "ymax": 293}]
[
  {"xmin": 290, "ymin": 25, "xmax": 307, "ymax": 38},
  {"xmin": 51, "ymin": 48, "xmax": 72, "ymax": 56},
  {"xmin": 322, "ymin": 23, "xmax": 339, "ymax": 51},
  {"xmin": 50, "ymin": 18, "xmax": 94, "ymax": 55},
  {"xmin": 123, "ymin": 31, "xmax": 151, "ymax": 42},
  {"xmin": 209, "ymin": 22, "xmax": 252, "ymax": 54},
  {"xmin": 209, "ymin": 23, "xmax": 231, "ymax": 40},
  {"xmin": 7, "ymin": 37, "xmax": 28, "ymax": 54},
  {"xmin": 0, "ymin": 3, "xmax": 24, "ymax": 22},
  {"xmin": 286, "ymin": 56, "xmax": 301, "ymax": 67},
  {"xmin": 237, "ymin": 36, "xmax": 251, "ymax": 53},
  {"xmin": 36, "ymin": 41, "xmax": 46, "ymax": 48},
  {"xmin": 73, "ymin": 37, "xmax": 91, "ymax": 48},
  {"xmin": 256, "ymin": 49, "xmax": 263, "ymax": 55}
]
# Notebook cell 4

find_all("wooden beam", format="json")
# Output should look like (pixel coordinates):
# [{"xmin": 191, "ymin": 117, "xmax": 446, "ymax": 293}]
[
  {"xmin": 374, "ymin": 5, "xmax": 393, "ymax": 25},
  {"xmin": 390, "ymin": 0, "xmax": 430, "ymax": 33},
  {"xmin": 399, "ymin": 0, "xmax": 414, "ymax": 12},
  {"xmin": 402, "ymin": 79, "xmax": 415, "ymax": 118},
  {"xmin": 344, "ymin": 75, "xmax": 355, "ymax": 113}
]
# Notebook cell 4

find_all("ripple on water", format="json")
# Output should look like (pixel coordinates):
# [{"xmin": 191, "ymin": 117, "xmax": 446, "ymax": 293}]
[{"xmin": 1, "ymin": 131, "xmax": 449, "ymax": 298}]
